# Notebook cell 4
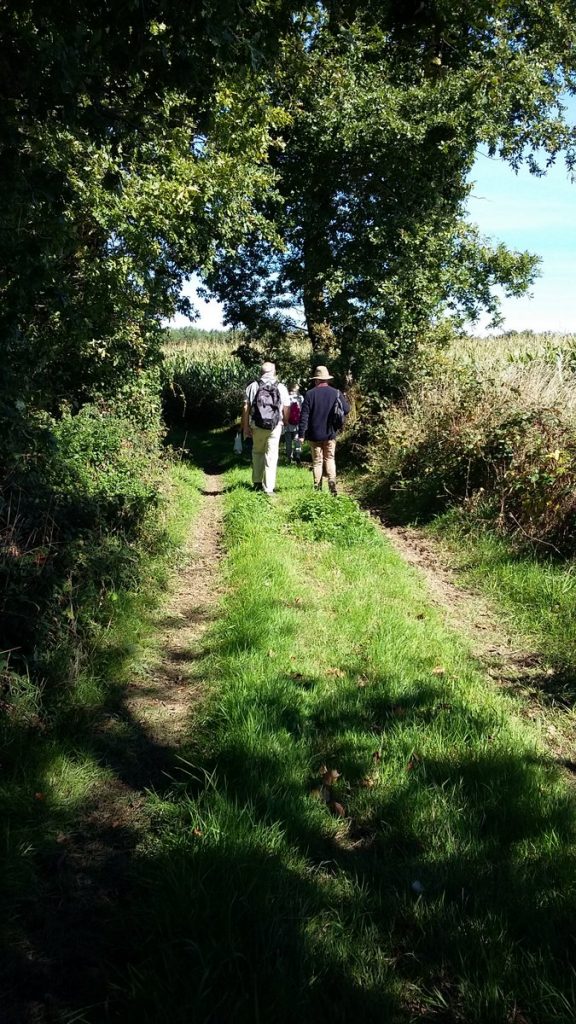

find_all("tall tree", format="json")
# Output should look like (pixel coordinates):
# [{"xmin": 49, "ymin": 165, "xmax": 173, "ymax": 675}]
[
  {"xmin": 0, "ymin": 0, "xmax": 298, "ymax": 422},
  {"xmin": 202, "ymin": 2, "xmax": 576, "ymax": 382}
]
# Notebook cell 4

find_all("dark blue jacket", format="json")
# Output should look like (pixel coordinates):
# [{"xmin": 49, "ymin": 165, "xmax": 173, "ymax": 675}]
[{"xmin": 299, "ymin": 384, "xmax": 350, "ymax": 442}]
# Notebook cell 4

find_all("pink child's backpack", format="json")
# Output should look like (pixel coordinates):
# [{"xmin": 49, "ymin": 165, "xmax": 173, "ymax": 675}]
[{"xmin": 288, "ymin": 400, "xmax": 301, "ymax": 426}]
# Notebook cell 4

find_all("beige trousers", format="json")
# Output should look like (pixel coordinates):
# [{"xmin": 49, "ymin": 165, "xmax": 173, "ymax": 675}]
[
  {"xmin": 252, "ymin": 423, "xmax": 282, "ymax": 492},
  {"xmin": 310, "ymin": 439, "xmax": 336, "ymax": 486}
]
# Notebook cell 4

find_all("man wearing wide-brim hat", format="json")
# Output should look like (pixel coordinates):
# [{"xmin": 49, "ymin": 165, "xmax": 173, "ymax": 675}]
[{"xmin": 298, "ymin": 366, "xmax": 350, "ymax": 495}]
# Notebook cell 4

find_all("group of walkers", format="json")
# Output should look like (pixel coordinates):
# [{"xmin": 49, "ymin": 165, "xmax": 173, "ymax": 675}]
[{"xmin": 240, "ymin": 361, "xmax": 350, "ymax": 496}]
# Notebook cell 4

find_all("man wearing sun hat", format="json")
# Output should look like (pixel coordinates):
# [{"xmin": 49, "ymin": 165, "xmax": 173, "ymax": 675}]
[{"xmin": 298, "ymin": 366, "xmax": 350, "ymax": 496}]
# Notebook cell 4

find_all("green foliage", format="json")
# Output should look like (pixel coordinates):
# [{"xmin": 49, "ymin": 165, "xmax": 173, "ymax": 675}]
[
  {"xmin": 0, "ymin": 407, "xmax": 167, "ymax": 689},
  {"xmin": 203, "ymin": 1, "xmax": 576, "ymax": 382},
  {"xmin": 0, "ymin": 0, "xmax": 298, "ymax": 456},
  {"xmin": 291, "ymin": 491, "xmax": 378, "ymax": 545},
  {"xmin": 162, "ymin": 350, "xmax": 253, "ymax": 427},
  {"xmin": 364, "ymin": 335, "xmax": 576, "ymax": 552}
]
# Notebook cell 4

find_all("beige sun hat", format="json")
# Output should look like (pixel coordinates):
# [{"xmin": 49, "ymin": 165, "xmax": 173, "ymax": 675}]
[{"xmin": 311, "ymin": 365, "xmax": 333, "ymax": 380}]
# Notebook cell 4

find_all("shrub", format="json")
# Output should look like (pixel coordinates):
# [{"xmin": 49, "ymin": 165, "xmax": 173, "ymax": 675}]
[
  {"xmin": 0, "ymin": 405, "xmax": 167, "ymax": 693},
  {"xmin": 364, "ymin": 337, "xmax": 576, "ymax": 552}
]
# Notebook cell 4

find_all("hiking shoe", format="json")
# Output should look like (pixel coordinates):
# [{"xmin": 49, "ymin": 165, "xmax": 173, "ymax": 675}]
[
  {"xmin": 328, "ymin": 481, "xmax": 338, "ymax": 496},
  {"xmin": 253, "ymin": 482, "xmax": 263, "ymax": 492},
  {"xmin": 313, "ymin": 483, "xmax": 322, "ymax": 492}
]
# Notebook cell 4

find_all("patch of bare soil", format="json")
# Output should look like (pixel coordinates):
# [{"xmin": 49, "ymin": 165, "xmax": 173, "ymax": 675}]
[
  {"xmin": 382, "ymin": 524, "xmax": 576, "ymax": 773},
  {"xmin": 5, "ymin": 472, "xmax": 225, "ymax": 1024}
]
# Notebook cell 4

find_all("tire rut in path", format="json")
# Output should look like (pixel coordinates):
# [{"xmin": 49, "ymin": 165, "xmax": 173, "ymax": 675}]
[
  {"xmin": 382, "ymin": 523, "xmax": 576, "ymax": 774},
  {"xmin": 124, "ymin": 468, "xmax": 225, "ymax": 754}
]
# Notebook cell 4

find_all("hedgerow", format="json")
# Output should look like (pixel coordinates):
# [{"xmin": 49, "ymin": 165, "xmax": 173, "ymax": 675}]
[
  {"xmin": 363, "ymin": 335, "xmax": 576, "ymax": 553},
  {"xmin": 0, "ymin": 403, "xmax": 168, "ymax": 717}
]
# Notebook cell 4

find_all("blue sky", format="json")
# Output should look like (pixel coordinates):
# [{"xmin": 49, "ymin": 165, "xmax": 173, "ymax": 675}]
[
  {"xmin": 467, "ymin": 146, "xmax": 575, "ymax": 333},
  {"xmin": 173, "ymin": 129, "xmax": 576, "ymax": 336}
]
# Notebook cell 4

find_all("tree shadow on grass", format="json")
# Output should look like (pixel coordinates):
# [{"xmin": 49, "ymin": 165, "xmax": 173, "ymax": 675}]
[
  {"xmin": 0, "ymin": 583, "xmax": 219, "ymax": 1022},
  {"xmin": 5, "ymin": 628, "xmax": 575, "ymax": 1023},
  {"xmin": 165, "ymin": 426, "xmax": 238, "ymax": 474},
  {"xmin": 99, "ymin": 639, "xmax": 576, "ymax": 1024}
]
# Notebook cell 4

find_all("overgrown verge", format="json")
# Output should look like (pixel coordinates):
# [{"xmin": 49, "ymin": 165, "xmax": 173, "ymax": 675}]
[
  {"xmin": 426, "ymin": 509, "xmax": 576, "ymax": 700},
  {"xmin": 0, "ymin": 410, "xmax": 205, "ymax": 1014},
  {"xmin": 107, "ymin": 455, "xmax": 576, "ymax": 1024},
  {"xmin": 362, "ymin": 333, "xmax": 576, "ymax": 553},
  {"xmin": 2, "ymin": 404, "xmax": 166, "ymax": 698}
]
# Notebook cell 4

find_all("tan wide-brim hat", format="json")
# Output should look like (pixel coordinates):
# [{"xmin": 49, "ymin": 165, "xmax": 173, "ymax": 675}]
[{"xmin": 311, "ymin": 365, "xmax": 333, "ymax": 380}]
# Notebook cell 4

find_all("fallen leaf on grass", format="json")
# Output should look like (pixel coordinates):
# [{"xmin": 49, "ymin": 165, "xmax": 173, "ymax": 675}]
[
  {"xmin": 34, "ymin": 792, "xmax": 45, "ymax": 801},
  {"xmin": 320, "ymin": 766, "xmax": 341, "ymax": 785},
  {"xmin": 192, "ymin": 828, "xmax": 203, "ymax": 837},
  {"xmin": 372, "ymin": 750, "xmax": 382, "ymax": 763},
  {"xmin": 329, "ymin": 801, "xmax": 346, "ymax": 818},
  {"xmin": 360, "ymin": 776, "xmax": 376, "ymax": 788},
  {"xmin": 432, "ymin": 666, "xmax": 446, "ymax": 676},
  {"xmin": 326, "ymin": 667, "xmax": 345, "ymax": 678}
]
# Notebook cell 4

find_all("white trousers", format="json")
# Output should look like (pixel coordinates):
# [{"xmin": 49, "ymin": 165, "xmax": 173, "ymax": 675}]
[{"xmin": 252, "ymin": 423, "xmax": 282, "ymax": 492}]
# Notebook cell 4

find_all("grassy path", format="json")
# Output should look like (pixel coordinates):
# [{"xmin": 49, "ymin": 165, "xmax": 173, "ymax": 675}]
[
  {"xmin": 105, "ymin": 448, "xmax": 576, "ymax": 1024},
  {"xmin": 380, "ymin": 524, "xmax": 576, "ymax": 778},
  {"xmin": 124, "ymin": 467, "xmax": 224, "ymax": 751},
  {"xmin": 1, "ymin": 458, "xmax": 208, "ymax": 1024}
]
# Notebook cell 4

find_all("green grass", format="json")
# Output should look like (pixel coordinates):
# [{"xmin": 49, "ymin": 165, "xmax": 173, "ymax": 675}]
[
  {"xmin": 107, "ymin": 448, "xmax": 576, "ymax": 1024},
  {"xmin": 427, "ymin": 511, "xmax": 576, "ymax": 702},
  {"xmin": 0, "ymin": 455, "xmax": 205, "ymax": 1013}
]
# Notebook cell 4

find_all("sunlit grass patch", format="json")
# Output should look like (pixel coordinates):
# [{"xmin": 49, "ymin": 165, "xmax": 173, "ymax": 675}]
[
  {"xmin": 116, "ymin": 454, "xmax": 576, "ymax": 1024},
  {"xmin": 291, "ymin": 490, "xmax": 378, "ymax": 546}
]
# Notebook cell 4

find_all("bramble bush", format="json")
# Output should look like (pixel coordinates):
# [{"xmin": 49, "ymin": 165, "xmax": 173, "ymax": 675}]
[
  {"xmin": 363, "ymin": 337, "xmax": 576, "ymax": 552},
  {"xmin": 0, "ymin": 403, "xmax": 168, "ymax": 715}
]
